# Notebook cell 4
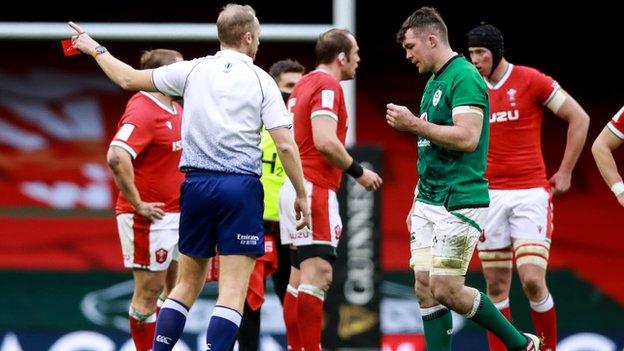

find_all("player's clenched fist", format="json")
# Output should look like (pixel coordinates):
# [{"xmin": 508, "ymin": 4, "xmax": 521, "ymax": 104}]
[{"xmin": 386, "ymin": 103, "xmax": 420, "ymax": 132}]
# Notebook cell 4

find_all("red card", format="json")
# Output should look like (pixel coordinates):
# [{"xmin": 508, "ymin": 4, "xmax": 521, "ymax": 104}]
[{"xmin": 61, "ymin": 39, "xmax": 80, "ymax": 56}]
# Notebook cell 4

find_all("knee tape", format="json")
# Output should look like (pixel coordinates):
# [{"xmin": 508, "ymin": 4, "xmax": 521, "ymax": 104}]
[
  {"xmin": 513, "ymin": 239, "xmax": 550, "ymax": 269},
  {"xmin": 431, "ymin": 255, "xmax": 471, "ymax": 276},
  {"xmin": 478, "ymin": 249, "xmax": 513, "ymax": 269},
  {"xmin": 410, "ymin": 247, "xmax": 432, "ymax": 271},
  {"xmin": 431, "ymin": 230, "xmax": 479, "ymax": 276}
]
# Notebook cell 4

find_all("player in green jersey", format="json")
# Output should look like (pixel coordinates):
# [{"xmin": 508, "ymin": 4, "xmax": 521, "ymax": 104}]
[{"xmin": 386, "ymin": 7, "xmax": 540, "ymax": 351}]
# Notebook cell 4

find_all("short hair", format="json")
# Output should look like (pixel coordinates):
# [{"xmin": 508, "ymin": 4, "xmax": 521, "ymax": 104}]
[
  {"xmin": 139, "ymin": 49, "xmax": 183, "ymax": 69},
  {"xmin": 268, "ymin": 59, "xmax": 305, "ymax": 80},
  {"xmin": 315, "ymin": 28, "xmax": 354, "ymax": 65},
  {"xmin": 396, "ymin": 7, "xmax": 449, "ymax": 45},
  {"xmin": 217, "ymin": 4, "xmax": 259, "ymax": 47}
]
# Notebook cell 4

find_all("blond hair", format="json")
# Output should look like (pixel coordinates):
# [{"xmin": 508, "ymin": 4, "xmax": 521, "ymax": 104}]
[{"xmin": 217, "ymin": 4, "xmax": 259, "ymax": 47}]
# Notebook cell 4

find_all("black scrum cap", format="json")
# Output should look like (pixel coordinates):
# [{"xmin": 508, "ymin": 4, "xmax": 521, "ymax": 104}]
[{"xmin": 467, "ymin": 23, "xmax": 504, "ymax": 70}]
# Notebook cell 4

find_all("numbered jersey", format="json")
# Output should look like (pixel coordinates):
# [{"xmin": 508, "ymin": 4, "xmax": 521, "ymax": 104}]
[
  {"xmin": 289, "ymin": 70, "xmax": 348, "ymax": 191},
  {"xmin": 607, "ymin": 105, "xmax": 624, "ymax": 140},
  {"xmin": 486, "ymin": 64, "xmax": 560, "ymax": 189},
  {"xmin": 260, "ymin": 127, "xmax": 286, "ymax": 221}
]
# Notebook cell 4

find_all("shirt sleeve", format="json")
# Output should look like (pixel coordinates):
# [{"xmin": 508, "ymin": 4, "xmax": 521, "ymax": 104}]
[
  {"xmin": 529, "ymin": 68, "xmax": 560, "ymax": 105},
  {"xmin": 261, "ymin": 76, "xmax": 291, "ymax": 130},
  {"xmin": 151, "ymin": 59, "xmax": 200, "ymax": 97},
  {"xmin": 109, "ymin": 98, "xmax": 154, "ymax": 159},
  {"xmin": 309, "ymin": 78, "xmax": 341, "ymax": 121},
  {"xmin": 607, "ymin": 105, "xmax": 624, "ymax": 140},
  {"xmin": 451, "ymin": 70, "xmax": 488, "ymax": 111}
]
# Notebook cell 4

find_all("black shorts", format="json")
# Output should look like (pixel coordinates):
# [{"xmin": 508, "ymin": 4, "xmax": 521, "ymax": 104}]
[{"xmin": 290, "ymin": 244, "xmax": 337, "ymax": 269}]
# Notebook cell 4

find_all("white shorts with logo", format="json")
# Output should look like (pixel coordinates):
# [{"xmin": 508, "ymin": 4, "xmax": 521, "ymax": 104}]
[
  {"xmin": 279, "ymin": 178, "xmax": 342, "ymax": 247},
  {"xmin": 116, "ymin": 212, "xmax": 180, "ymax": 271},
  {"xmin": 478, "ymin": 188, "xmax": 553, "ymax": 251},
  {"xmin": 409, "ymin": 200, "xmax": 487, "ymax": 276}
]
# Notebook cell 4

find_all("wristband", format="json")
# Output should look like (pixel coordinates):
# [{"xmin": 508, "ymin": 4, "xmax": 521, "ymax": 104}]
[
  {"xmin": 611, "ymin": 181, "xmax": 624, "ymax": 196},
  {"xmin": 345, "ymin": 161, "xmax": 364, "ymax": 178}
]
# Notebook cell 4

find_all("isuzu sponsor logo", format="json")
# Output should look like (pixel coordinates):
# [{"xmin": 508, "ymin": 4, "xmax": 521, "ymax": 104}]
[
  {"xmin": 490, "ymin": 110, "xmax": 520, "ymax": 123},
  {"xmin": 288, "ymin": 230, "xmax": 310, "ymax": 240}
]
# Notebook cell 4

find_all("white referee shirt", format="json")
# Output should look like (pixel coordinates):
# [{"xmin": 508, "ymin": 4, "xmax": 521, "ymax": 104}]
[{"xmin": 152, "ymin": 49, "xmax": 291, "ymax": 176}]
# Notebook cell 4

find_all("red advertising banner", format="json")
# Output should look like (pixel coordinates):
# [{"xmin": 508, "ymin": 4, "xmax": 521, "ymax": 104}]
[{"xmin": 1, "ymin": 216, "xmax": 122, "ymax": 271}]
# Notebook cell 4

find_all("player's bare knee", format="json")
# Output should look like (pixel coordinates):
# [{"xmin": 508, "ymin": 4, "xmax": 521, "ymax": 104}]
[
  {"xmin": 140, "ymin": 283, "xmax": 164, "ymax": 302},
  {"xmin": 518, "ymin": 261, "xmax": 548, "ymax": 298},
  {"xmin": 288, "ymin": 268, "xmax": 301, "ymax": 288},
  {"xmin": 132, "ymin": 286, "xmax": 161, "ymax": 312},
  {"xmin": 520, "ymin": 273, "xmax": 547, "ymax": 300},
  {"xmin": 301, "ymin": 257, "xmax": 333, "ymax": 290},
  {"xmin": 219, "ymin": 284, "xmax": 247, "ymax": 302},
  {"xmin": 429, "ymin": 281, "xmax": 454, "ymax": 307},
  {"xmin": 415, "ymin": 284, "xmax": 436, "ymax": 306},
  {"xmin": 413, "ymin": 270, "xmax": 434, "ymax": 305},
  {"xmin": 321, "ymin": 274, "xmax": 333, "ymax": 291},
  {"xmin": 174, "ymin": 277, "xmax": 204, "ymax": 299},
  {"xmin": 431, "ymin": 288, "xmax": 453, "ymax": 309},
  {"xmin": 133, "ymin": 272, "xmax": 165, "ymax": 303},
  {"xmin": 486, "ymin": 279, "xmax": 510, "ymax": 301},
  {"xmin": 315, "ymin": 264, "xmax": 333, "ymax": 291},
  {"xmin": 414, "ymin": 271, "xmax": 430, "ymax": 288},
  {"xmin": 430, "ymin": 283, "xmax": 448, "ymax": 301}
]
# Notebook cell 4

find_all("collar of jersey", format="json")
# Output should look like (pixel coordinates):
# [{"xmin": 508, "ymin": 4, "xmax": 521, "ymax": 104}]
[
  {"xmin": 434, "ymin": 54, "xmax": 462, "ymax": 78},
  {"xmin": 215, "ymin": 49, "xmax": 253, "ymax": 63},
  {"xmin": 139, "ymin": 91, "xmax": 178, "ymax": 115},
  {"xmin": 485, "ymin": 63, "xmax": 514, "ymax": 90}
]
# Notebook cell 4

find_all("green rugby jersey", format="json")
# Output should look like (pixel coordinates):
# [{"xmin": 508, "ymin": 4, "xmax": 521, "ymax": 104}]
[
  {"xmin": 260, "ymin": 127, "xmax": 286, "ymax": 221},
  {"xmin": 416, "ymin": 55, "xmax": 490, "ymax": 210}
]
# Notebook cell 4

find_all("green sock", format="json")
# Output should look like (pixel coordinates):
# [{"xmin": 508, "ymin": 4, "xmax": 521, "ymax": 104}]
[
  {"xmin": 421, "ymin": 306, "xmax": 453, "ymax": 351},
  {"xmin": 467, "ymin": 291, "xmax": 528, "ymax": 350}
]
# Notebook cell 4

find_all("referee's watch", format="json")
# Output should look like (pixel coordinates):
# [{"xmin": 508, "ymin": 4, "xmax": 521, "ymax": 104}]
[{"xmin": 91, "ymin": 45, "xmax": 107, "ymax": 58}]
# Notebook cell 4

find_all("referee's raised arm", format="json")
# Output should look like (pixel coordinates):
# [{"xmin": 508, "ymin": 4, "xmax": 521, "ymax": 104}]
[{"xmin": 67, "ymin": 21, "xmax": 155, "ymax": 91}]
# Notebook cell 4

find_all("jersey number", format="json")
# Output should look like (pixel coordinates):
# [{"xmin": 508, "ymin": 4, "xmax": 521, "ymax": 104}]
[{"xmin": 262, "ymin": 152, "xmax": 283, "ymax": 175}]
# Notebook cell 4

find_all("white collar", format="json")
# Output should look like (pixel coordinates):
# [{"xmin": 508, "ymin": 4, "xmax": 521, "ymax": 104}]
[
  {"xmin": 215, "ymin": 49, "xmax": 253, "ymax": 63},
  {"xmin": 140, "ymin": 91, "xmax": 177, "ymax": 115},
  {"xmin": 485, "ymin": 63, "xmax": 514, "ymax": 90}
]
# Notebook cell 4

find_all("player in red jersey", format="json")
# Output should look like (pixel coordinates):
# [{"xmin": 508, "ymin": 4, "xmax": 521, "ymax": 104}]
[
  {"xmin": 278, "ymin": 28, "xmax": 382, "ymax": 351},
  {"xmin": 107, "ymin": 49, "xmax": 184, "ymax": 351},
  {"xmin": 467, "ymin": 24, "xmax": 590, "ymax": 351},
  {"xmin": 592, "ymin": 106, "xmax": 624, "ymax": 206}
]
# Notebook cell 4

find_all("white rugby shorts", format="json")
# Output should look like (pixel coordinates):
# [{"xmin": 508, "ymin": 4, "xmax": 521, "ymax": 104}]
[
  {"xmin": 478, "ymin": 187, "xmax": 553, "ymax": 251},
  {"xmin": 116, "ymin": 212, "xmax": 179, "ymax": 271},
  {"xmin": 279, "ymin": 178, "xmax": 342, "ymax": 248},
  {"xmin": 409, "ymin": 200, "xmax": 487, "ymax": 275}
]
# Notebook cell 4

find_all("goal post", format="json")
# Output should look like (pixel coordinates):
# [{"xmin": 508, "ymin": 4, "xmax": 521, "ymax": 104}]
[{"xmin": 0, "ymin": 0, "xmax": 357, "ymax": 145}]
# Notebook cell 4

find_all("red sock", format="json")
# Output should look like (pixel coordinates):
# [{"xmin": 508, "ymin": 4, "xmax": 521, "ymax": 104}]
[
  {"xmin": 129, "ymin": 317, "xmax": 156, "ymax": 351},
  {"xmin": 297, "ymin": 285, "xmax": 324, "ymax": 351},
  {"xmin": 531, "ymin": 294, "xmax": 557, "ymax": 351},
  {"xmin": 284, "ymin": 286, "xmax": 302, "ymax": 351},
  {"xmin": 487, "ymin": 299, "xmax": 512, "ymax": 351}
]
